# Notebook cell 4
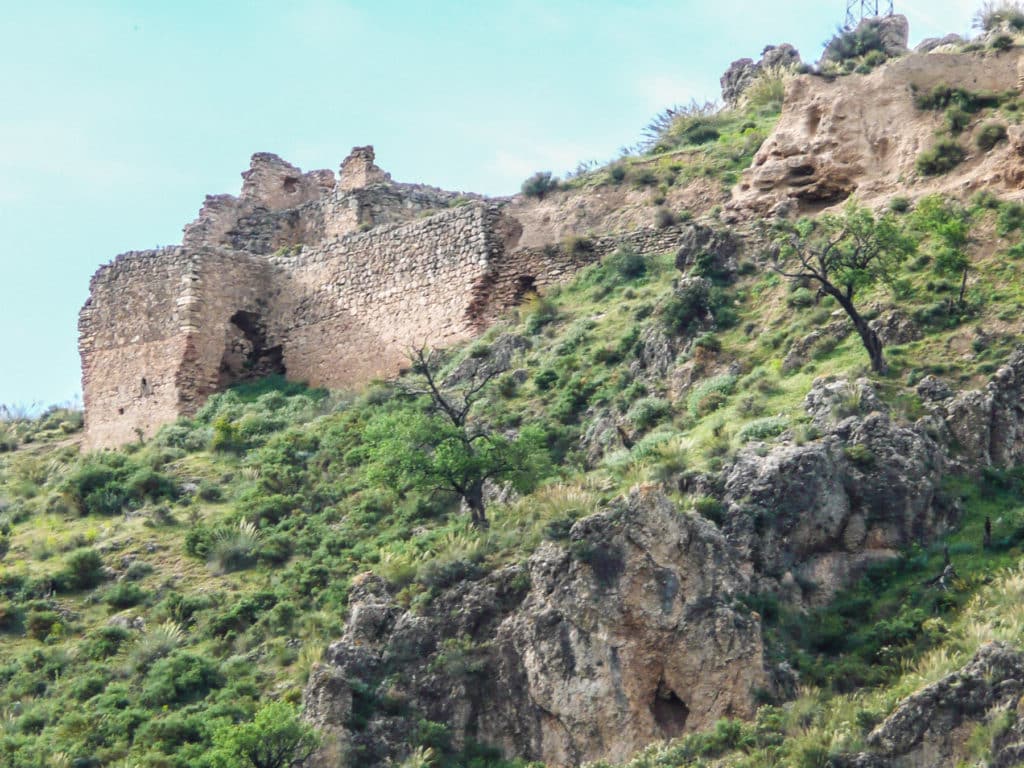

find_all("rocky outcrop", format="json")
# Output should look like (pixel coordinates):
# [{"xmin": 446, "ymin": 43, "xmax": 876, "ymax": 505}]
[
  {"xmin": 720, "ymin": 44, "xmax": 802, "ymax": 106},
  {"xmin": 303, "ymin": 488, "xmax": 765, "ymax": 767},
  {"xmin": 938, "ymin": 347, "xmax": 1024, "ymax": 471},
  {"xmin": 843, "ymin": 643, "xmax": 1024, "ymax": 768},
  {"xmin": 731, "ymin": 50, "xmax": 1024, "ymax": 215},
  {"xmin": 673, "ymin": 222, "xmax": 740, "ymax": 279},
  {"xmin": 721, "ymin": 376, "xmax": 954, "ymax": 605}
]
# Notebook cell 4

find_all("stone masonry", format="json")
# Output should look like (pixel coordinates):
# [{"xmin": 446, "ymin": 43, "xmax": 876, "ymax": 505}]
[{"xmin": 79, "ymin": 147, "xmax": 702, "ymax": 449}]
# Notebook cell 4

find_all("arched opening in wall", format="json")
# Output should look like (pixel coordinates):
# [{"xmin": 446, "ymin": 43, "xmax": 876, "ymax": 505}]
[
  {"xmin": 218, "ymin": 310, "xmax": 286, "ymax": 389},
  {"xmin": 513, "ymin": 275, "xmax": 538, "ymax": 304},
  {"xmin": 651, "ymin": 679, "xmax": 689, "ymax": 738}
]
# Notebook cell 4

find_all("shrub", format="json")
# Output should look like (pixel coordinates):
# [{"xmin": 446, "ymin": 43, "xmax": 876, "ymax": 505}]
[
  {"xmin": 627, "ymin": 397, "xmax": 671, "ymax": 431},
  {"xmin": 209, "ymin": 519, "xmax": 262, "ymax": 573},
  {"xmin": 977, "ymin": 121, "xmax": 1009, "ymax": 151},
  {"xmin": 61, "ymin": 547, "xmax": 105, "ymax": 591},
  {"xmin": 822, "ymin": 21, "xmax": 886, "ymax": 63},
  {"xmin": 889, "ymin": 196, "xmax": 911, "ymax": 213},
  {"xmin": 141, "ymin": 650, "xmax": 224, "ymax": 705},
  {"xmin": 25, "ymin": 609, "xmax": 63, "ymax": 640},
  {"xmin": 208, "ymin": 701, "xmax": 320, "ymax": 768},
  {"xmin": 914, "ymin": 85, "xmax": 1005, "ymax": 112},
  {"xmin": 632, "ymin": 168, "xmax": 659, "ymax": 187},
  {"xmin": 521, "ymin": 171, "xmax": 560, "ymax": 200},
  {"xmin": 916, "ymin": 139, "xmax": 965, "ymax": 175},
  {"xmin": 663, "ymin": 279, "xmax": 712, "ymax": 335},
  {"xmin": 524, "ymin": 295, "xmax": 558, "ymax": 335},
  {"xmin": 998, "ymin": 201, "xmax": 1024, "ymax": 235},
  {"xmin": 740, "ymin": 65, "xmax": 792, "ymax": 113},
  {"xmin": 687, "ymin": 374, "xmax": 737, "ymax": 417},
  {"xmin": 737, "ymin": 416, "xmax": 789, "ymax": 443},
  {"xmin": 81, "ymin": 625, "xmax": 131, "ymax": 659},
  {"xmin": 944, "ymin": 105, "xmax": 971, "ymax": 134},
  {"xmin": 129, "ymin": 620, "xmax": 185, "ymax": 670},
  {"xmin": 603, "ymin": 246, "xmax": 647, "ymax": 279},
  {"xmin": 609, "ymin": 164, "xmax": 627, "ymax": 183},
  {"xmin": 642, "ymin": 100, "xmax": 723, "ymax": 153},
  {"xmin": 103, "ymin": 581, "xmax": 148, "ymax": 609},
  {"xmin": 974, "ymin": 1, "xmax": 1024, "ymax": 31},
  {"xmin": 693, "ymin": 496, "xmax": 726, "ymax": 525},
  {"xmin": 844, "ymin": 443, "xmax": 876, "ymax": 467},
  {"xmin": 992, "ymin": 32, "xmax": 1016, "ymax": 50},
  {"xmin": 654, "ymin": 207, "xmax": 676, "ymax": 229},
  {"xmin": 786, "ymin": 287, "xmax": 816, "ymax": 308},
  {"xmin": 197, "ymin": 480, "xmax": 224, "ymax": 502}
]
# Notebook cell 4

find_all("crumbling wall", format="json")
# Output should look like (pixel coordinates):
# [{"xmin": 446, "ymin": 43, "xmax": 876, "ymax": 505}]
[
  {"xmin": 183, "ymin": 153, "xmax": 336, "ymax": 254},
  {"xmin": 79, "ymin": 247, "xmax": 276, "ymax": 449},
  {"xmin": 272, "ymin": 203, "xmax": 515, "ymax": 389},
  {"xmin": 79, "ymin": 248, "xmax": 195, "ymax": 449},
  {"xmin": 472, "ymin": 224, "xmax": 701, "ymax": 324}
]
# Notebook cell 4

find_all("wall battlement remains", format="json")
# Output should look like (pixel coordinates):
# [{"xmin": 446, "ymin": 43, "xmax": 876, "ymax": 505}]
[{"xmin": 79, "ymin": 147, "xmax": 594, "ymax": 448}]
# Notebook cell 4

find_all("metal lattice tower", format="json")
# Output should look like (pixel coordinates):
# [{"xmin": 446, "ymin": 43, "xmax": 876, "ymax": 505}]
[{"xmin": 845, "ymin": 0, "xmax": 895, "ymax": 27}]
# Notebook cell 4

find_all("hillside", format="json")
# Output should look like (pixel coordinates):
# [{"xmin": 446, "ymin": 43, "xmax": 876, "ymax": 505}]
[{"xmin": 6, "ymin": 10, "xmax": 1024, "ymax": 768}]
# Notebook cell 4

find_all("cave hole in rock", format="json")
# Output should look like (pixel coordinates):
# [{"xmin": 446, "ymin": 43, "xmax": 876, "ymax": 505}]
[
  {"xmin": 282, "ymin": 176, "xmax": 299, "ymax": 194},
  {"xmin": 218, "ymin": 310, "xmax": 286, "ymax": 388},
  {"xmin": 140, "ymin": 377, "xmax": 151, "ymax": 396},
  {"xmin": 513, "ymin": 275, "xmax": 538, "ymax": 303},
  {"xmin": 651, "ymin": 679, "xmax": 689, "ymax": 737}
]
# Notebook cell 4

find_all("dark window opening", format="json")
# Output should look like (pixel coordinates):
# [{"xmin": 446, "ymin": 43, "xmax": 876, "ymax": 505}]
[
  {"xmin": 218, "ymin": 310, "xmax": 286, "ymax": 389},
  {"xmin": 513, "ymin": 275, "xmax": 538, "ymax": 303},
  {"xmin": 651, "ymin": 680, "xmax": 689, "ymax": 738},
  {"xmin": 140, "ymin": 377, "xmax": 151, "ymax": 396},
  {"xmin": 117, "ymin": 407, "xmax": 125, "ymax": 415},
  {"xmin": 282, "ymin": 176, "xmax": 299, "ymax": 194}
]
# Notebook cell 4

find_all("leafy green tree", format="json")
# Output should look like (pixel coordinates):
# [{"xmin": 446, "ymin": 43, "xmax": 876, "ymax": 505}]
[
  {"xmin": 772, "ymin": 200, "xmax": 916, "ymax": 374},
  {"xmin": 910, "ymin": 194, "xmax": 972, "ymax": 305},
  {"xmin": 208, "ymin": 701, "xmax": 319, "ymax": 768},
  {"xmin": 365, "ymin": 347, "xmax": 548, "ymax": 527}
]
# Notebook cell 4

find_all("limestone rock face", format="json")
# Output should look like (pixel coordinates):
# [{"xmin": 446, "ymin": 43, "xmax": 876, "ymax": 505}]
[
  {"xmin": 722, "ymin": 377, "xmax": 953, "ymax": 604},
  {"xmin": 731, "ymin": 50, "xmax": 1024, "ymax": 215},
  {"xmin": 939, "ymin": 346, "xmax": 1024, "ymax": 470},
  {"xmin": 303, "ymin": 488, "xmax": 765, "ymax": 767},
  {"xmin": 859, "ymin": 643, "xmax": 1024, "ymax": 768}
]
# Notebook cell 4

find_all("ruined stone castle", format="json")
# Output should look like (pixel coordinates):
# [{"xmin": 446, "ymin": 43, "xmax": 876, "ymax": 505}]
[{"xmin": 81, "ymin": 147, "xmax": 688, "ymax": 449}]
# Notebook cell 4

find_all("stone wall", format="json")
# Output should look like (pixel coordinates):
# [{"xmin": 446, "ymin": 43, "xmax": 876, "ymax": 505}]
[
  {"xmin": 79, "ymin": 247, "xmax": 196, "ymax": 449},
  {"xmin": 79, "ymin": 247, "xmax": 275, "ymax": 449},
  {"xmin": 471, "ymin": 223, "xmax": 703, "ymax": 323},
  {"xmin": 270, "ymin": 203, "xmax": 515, "ymax": 390},
  {"xmin": 80, "ymin": 145, "xmax": 706, "ymax": 449}
]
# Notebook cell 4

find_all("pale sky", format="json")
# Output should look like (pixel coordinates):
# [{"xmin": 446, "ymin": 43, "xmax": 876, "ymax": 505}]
[{"xmin": 0, "ymin": 0, "xmax": 976, "ymax": 407}]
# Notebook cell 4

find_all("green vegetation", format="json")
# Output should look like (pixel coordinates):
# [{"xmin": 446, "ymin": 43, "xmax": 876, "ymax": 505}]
[
  {"xmin": 520, "ymin": 171, "xmax": 560, "ymax": 200},
  {"xmin": 916, "ymin": 138, "xmax": 967, "ymax": 176},
  {"xmin": 772, "ymin": 200, "xmax": 916, "ymax": 373}
]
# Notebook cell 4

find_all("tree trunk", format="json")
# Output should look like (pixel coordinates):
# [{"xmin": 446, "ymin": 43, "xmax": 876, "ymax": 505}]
[
  {"xmin": 958, "ymin": 267, "xmax": 968, "ymax": 306},
  {"xmin": 832, "ymin": 291, "xmax": 887, "ymax": 374},
  {"xmin": 464, "ymin": 479, "xmax": 488, "ymax": 528}
]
